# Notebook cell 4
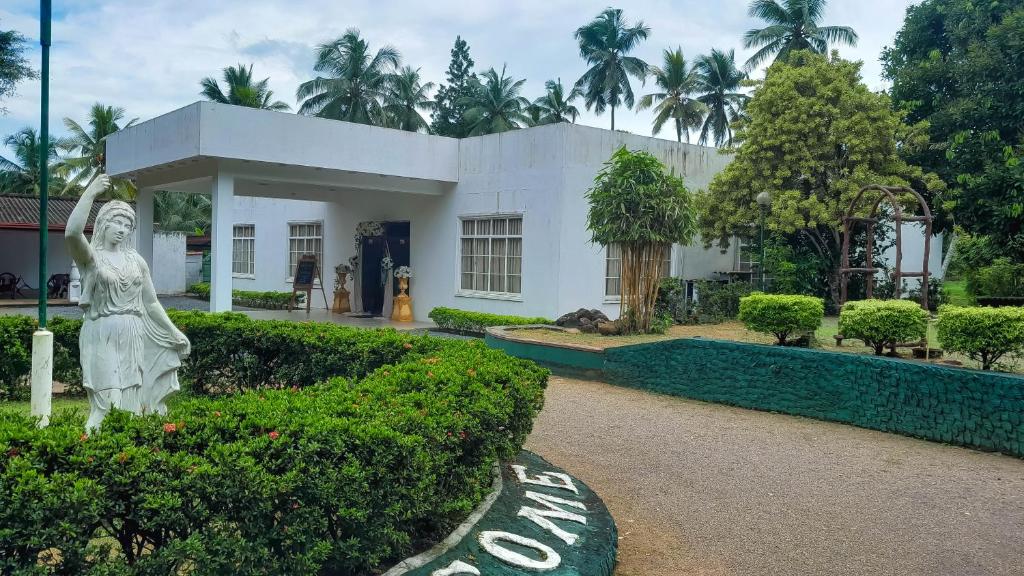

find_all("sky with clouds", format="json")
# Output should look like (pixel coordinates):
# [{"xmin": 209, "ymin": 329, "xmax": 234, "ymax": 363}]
[{"xmin": 1, "ymin": 0, "xmax": 918, "ymax": 160}]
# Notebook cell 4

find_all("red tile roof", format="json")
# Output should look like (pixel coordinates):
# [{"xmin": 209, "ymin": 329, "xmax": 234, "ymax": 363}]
[{"xmin": 0, "ymin": 194, "xmax": 125, "ymax": 232}]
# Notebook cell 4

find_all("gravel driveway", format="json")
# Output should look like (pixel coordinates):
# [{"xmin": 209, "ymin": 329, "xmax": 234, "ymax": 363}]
[{"xmin": 525, "ymin": 376, "xmax": 1024, "ymax": 576}]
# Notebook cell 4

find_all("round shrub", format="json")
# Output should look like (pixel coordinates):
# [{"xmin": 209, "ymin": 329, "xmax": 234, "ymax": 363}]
[
  {"xmin": 0, "ymin": 339, "xmax": 547, "ymax": 574},
  {"xmin": 936, "ymin": 305, "xmax": 1024, "ymax": 370},
  {"xmin": 838, "ymin": 299, "xmax": 929, "ymax": 355},
  {"xmin": 738, "ymin": 293, "xmax": 824, "ymax": 345}
]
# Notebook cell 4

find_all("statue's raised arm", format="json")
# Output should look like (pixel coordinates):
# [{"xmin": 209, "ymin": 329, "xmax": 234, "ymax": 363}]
[{"xmin": 65, "ymin": 174, "xmax": 110, "ymax": 269}]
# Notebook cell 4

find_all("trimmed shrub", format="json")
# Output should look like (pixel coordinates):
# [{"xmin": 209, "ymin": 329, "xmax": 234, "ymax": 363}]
[
  {"xmin": 738, "ymin": 293, "xmax": 824, "ymax": 345},
  {"xmin": 839, "ymin": 299, "xmax": 929, "ymax": 355},
  {"xmin": 0, "ymin": 315, "xmax": 34, "ymax": 400},
  {"xmin": 188, "ymin": 282, "xmax": 303, "ymax": 309},
  {"xmin": 937, "ymin": 305, "xmax": 1024, "ymax": 370},
  {"xmin": 966, "ymin": 258, "xmax": 1024, "ymax": 298},
  {"xmin": 0, "ymin": 342, "xmax": 547, "ymax": 574},
  {"xmin": 428, "ymin": 307, "xmax": 552, "ymax": 334},
  {"xmin": 691, "ymin": 280, "xmax": 753, "ymax": 323}
]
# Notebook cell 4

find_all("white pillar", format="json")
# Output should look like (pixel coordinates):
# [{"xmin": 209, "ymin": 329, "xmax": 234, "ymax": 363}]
[
  {"xmin": 30, "ymin": 330, "xmax": 53, "ymax": 428},
  {"xmin": 135, "ymin": 187, "xmax": 155, "ymax": 268},
  {"xmin": 210, "ymin": 172, "xmax": 234, "ymax": 312}
]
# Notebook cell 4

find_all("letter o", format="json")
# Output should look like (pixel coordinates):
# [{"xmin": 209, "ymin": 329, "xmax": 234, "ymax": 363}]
[{"xmin": 478, "ymin": 530, "xmax": 561, "ymax": 570}]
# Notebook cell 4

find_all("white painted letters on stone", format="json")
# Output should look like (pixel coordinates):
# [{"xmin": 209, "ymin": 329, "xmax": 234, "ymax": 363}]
[
  {"xmin": 478, "ymin": 530, "xmax": 562, "ymax": 571},
  {"xmin": 512, "ymin": 465, "xmax": 579, "ymax": 494},
  {"xmin": 517, "ymin": 490, "xmax": 588, "ymax": 545},
  {"xmin": 431, "ymin": 559, "xmax": 481, "ymax": 576}
]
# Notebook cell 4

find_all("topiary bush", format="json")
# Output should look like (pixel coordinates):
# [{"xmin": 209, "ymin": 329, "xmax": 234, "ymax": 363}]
[
  {"xmin": 188, "ymin": 282, "xmax": 304, "ymax": 309},
  {"xmin": 0, "ymin": 322, "xmax": 548, "ymax": 574},
  {"xmin": 839, "ymin": 299, "xmax": 930, "ymax": 355},
  {"xmin": 738, "ymin": 293, "xmax": 824, "ymax": 345},
  {"xmin": 427, "ymin": 307, "xmax": 552, "ymax": 335},
  {"xmin": 936, "ymin": 305, "xmax": 1024, "ymax": 370}
]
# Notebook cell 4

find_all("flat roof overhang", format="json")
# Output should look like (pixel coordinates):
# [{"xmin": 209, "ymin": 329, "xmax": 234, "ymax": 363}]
[{"xmin": 106, "ymin": 102, "xmax": 460, "ymax": 198}]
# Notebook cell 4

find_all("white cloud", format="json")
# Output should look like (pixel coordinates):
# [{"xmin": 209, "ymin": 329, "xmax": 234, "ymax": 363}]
[{"xmin": 1, "ymin": 0, "xmax": 916, "ymax": 160}]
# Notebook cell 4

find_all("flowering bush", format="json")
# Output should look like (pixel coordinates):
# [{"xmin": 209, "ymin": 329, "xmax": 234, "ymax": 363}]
[{"xmin": 0, "ymin": 321, "xmax": 547, "ymax": 574}]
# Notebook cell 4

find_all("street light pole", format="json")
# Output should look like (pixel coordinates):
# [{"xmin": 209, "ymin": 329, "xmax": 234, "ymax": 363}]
[{"xmin": 755, "ymin": 191, "xmax": 772, "ymax": 292}]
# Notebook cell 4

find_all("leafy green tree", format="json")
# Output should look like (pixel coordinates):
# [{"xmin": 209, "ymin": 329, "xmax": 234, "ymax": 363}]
[
  {"xmin": 586, "ymin": 147, "xmax": 695, "ymax": 333},
  {"xmin": 154, "ymin": 191, "xmax": 211, "ymax": 234},
  {"xmin": 637, "ymin": 48, "xmax": 706, "ymax": 142},
  {"xmin": 743, "ymin": 0, "xmax": 859, "ymax": 69},
  {"xmin": 431, "ymin": 36, "xmax": 476, "ymax": 137},
  {"xmin": 200, "ymin": 63, "xmax": 290, "ymax": 111},
  {"xmin": 60, "ymin": 103, "xmax": 138, "ymax": 199},
  {"xmin": 0, "ymin": 128, "xmax": 68, "ymax": 195},
  {"xmin": 0, "ymin": 25, "xmax": 36, "ymax": 113},
  {"xmin": 693, "ymin": 49, "xmax": 747, "ymax": 147},
  {"xmin": 532, "ymin": 79, "xmax": 581, "ymax": 125},
  {"xmin": 882, "ymin": 0, "xmax": 1024, "ymax": 259},
  {"xmin": 381, "ymin": 66, "xmax": 434, "ymax": 132},
  {"xmin": 296, "ymin": 29, "xmax": 399, "ymax": 124},
  {"xmin": 573, "ymin": 8, "xmax": 650, "ymax": 130},
  {"xmin": 458, "ymin": 65, "xmax": 530, "ymax": 136},
  {"xmin": 697, "ymin": 51, "xmax": 943, "ymax": 306}
]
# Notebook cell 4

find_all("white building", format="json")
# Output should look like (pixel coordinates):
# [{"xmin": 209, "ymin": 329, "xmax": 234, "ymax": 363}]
[{"xmin": 106, "ymin": 102, "xmax": 939, "ymax": 320}]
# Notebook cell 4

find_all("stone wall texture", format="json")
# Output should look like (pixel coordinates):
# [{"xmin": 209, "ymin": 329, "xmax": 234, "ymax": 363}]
[{"xmin": 603, "ymin": 339, "xmax": 1024, "ymax": 457}]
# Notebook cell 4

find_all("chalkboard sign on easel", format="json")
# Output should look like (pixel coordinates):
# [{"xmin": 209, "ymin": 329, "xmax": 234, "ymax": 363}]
[{"xmin": 290, "ymin": 255, "xmax": 329, "ymax": 312}]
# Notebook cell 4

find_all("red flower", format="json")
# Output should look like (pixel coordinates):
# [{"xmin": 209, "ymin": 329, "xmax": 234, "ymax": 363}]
[
  {"xmin": 427, "ymin": 371, "xmax": 435, "ymax": 378},
  {"xmin": 163, "ymin": 423, "xmax": 177, "ymax": 434},
  {"xmin": 268, "ymin": 431, "xmax": 280, "ymax": 440},
  {"xmin": 403, "ymin": 342, "xmax": 413, "ymax": 350},
  {"xmin": 214, "ymin": 411, "xmax": 222, "ymax": 417},
  {"xmin": 459, "ymin": 431, "xmax": 467, "ymax": 440},
  {"xmin": 79, "ymin": 433, "xmax": 89, "ymax": 442},
  {"xmin": 6, "ymin": 447, "xmax": 19, "ymax": 458}
]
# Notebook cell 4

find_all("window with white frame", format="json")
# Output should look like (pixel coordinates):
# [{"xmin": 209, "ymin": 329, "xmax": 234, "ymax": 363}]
[
  {"xmin": 232, "ymin": 224, "xmax": 255, "ymax": 276},
  {"xmin": 288, "ymin": 222, "xmax": 322, "ymax": 279},
  {"xmin": 460, "ymin": 216, "xmax": 523, "ymax": 295},
  {"xmin": 605, "ymin": 243, "xmax": 672, "ymax": 297}
]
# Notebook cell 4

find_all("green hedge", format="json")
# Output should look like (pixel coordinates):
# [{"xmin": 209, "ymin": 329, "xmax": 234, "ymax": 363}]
[
  {"xmin": 428, "ymin": 307, "xmax": 552, "ymax": 334},
  {"xmin": 937, "ymin": 305, "xmax": 1024, "ymax": 370},
  {"xmin": 966, "ymin": 259, "xmax": 1024, "ymax": 298},
  {"xmin": 839, "ymin": 299, "xmax": 929, "ymax": 355},
  {"xmin": 188, "ymin": 282, "xmax": 303, "ymax": 310},
  {"xmin": 0, "ymin": 316, "xmax": 548, "ymax": 574},
  {"xmin": 738, "ymin": 293, "xmax": 824, "ymax": 345},
  {"xmin": 0, "ymin": 316, "xmax": 83, "ymax": 400}
]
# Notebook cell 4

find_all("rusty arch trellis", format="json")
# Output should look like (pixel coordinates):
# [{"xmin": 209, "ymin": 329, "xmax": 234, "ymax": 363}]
[{"xmin": 839, "ymin": 184, "xmax": 934, "ymax": 310}]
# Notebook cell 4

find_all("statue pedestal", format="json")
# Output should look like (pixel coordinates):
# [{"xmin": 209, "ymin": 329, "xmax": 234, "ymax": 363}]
[
  {"xmin": 332, "ymin": 272, "xmax": 351, "ymax": 314},
  {"xmin": 391, "ymin": 277, "xmax": 413, "ymax": 322}
]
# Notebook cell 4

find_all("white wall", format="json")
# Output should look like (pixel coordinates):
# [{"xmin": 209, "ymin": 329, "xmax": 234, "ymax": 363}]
[
  {"xmin": 152, "ymin": 232, "xmax": 186, "ymax": 294},
  {"xmin": 0, "ymin": 230, "xmax": 74, "ymax": 293}
]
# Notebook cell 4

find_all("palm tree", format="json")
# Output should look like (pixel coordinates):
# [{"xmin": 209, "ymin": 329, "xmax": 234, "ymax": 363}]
[
  {"xmin": 60, "ymin": 103, "xmax": 138, "ymax": 198},
  {"xmin": 296, "ymin": 29, "xmax": 400, "ymax": 124},
  {"xmin": 637, "ymin": 48, "xmax": 707, "ymax": 143},
  {"xmin": 573, "ymin": 8, "xmax": 650, "ymax": 130},
  {"xmin": 458, "ymin": 65, "xmax": 531, "ymax": 136},
  {"xmin": 200, "ymin": 63, "xmax": 290, "ymax": 111},
  {"xmin": 0, "ymin": 127, "xmax": 67, "ymax": 195},
  {"xmin": 154, "ymin": 191, "xmax": 212, "ymax": 234},
  {"xmin": 742, "ymin": 0, "xmax": 858, "ymax": 69},
  {"xmin": 381, "ymin": 66, "xmax": 434, "ymax": 132},
  {"xmin": 694, "ymin": 49, "xmax": 748, "ymax": 147},
  {"xmin": 533, "ymin": 79, "xmax": 581, "ymax": 124}
]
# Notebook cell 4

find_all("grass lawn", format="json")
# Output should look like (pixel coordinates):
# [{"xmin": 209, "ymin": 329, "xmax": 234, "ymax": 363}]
[
  {"xmin": 0, "ymin": 397, "xmax": 90, "ymax": 416},
  {"xmin": 508, "ymin": 317, "xmax": 1023, "ymax": 374},
  {"xmin": 942, "ymin": 279, "xmax": 973, "ymax": 306}
]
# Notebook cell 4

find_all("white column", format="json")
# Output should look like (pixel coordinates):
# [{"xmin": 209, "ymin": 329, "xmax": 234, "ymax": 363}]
[
  {"xmin": 210, "ymin": 172, "xmax": 234, "ymax": 312},
  {"xmin": 135, "ymin": 187, "xmax": 155, "ymax": 268}
]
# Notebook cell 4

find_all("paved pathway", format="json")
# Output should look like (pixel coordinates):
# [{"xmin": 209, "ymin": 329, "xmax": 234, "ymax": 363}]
[{"xmin": 525, "ymin": 376, "xmax": 1024, "ymax": 576}]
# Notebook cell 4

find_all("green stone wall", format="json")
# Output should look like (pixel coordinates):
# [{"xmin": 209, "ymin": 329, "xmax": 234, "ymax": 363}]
[{"xmin": 604, "ymin": 339, "xmax": 1024, "ymax": 457}]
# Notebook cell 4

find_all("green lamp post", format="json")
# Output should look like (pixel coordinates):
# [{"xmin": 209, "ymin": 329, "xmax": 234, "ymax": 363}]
[{"xmin": 755, "ymin": 191, "xmax": 772, "ymax": 292}]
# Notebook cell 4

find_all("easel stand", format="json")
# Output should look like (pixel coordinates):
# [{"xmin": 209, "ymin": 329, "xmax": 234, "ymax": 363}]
[{"xmin": 290, "ymin": 255, "xmax": 330, "ymax": 312}]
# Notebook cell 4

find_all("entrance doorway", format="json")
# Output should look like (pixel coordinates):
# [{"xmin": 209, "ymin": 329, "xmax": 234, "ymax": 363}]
[{"xmin": 360, "ymin": 221, "xmax": 410, "ymax": 316}]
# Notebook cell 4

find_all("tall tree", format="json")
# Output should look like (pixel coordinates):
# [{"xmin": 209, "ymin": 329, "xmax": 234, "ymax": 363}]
[
  {"xmin": 533, "ymin": 79, "xmax": 581, "ymax": 125},
  {"xmin": 200, "ymin": 63, "xmax": 290, "ymax": 111},
  {"xmin": 458, "ymin": 65, "xmax": 530, "ymax": 136},
  {"xmin": 882, "ymin": 0, "xmax": 1024, "ymax": 259},
  {"xmin": 154, "ymin": 191, "xmax": 212, "ymax": 234},
  {"xmin": 0, "ymin": 24, "xmax": 36, "ymax": 113},
  {"xmin": 742, "ymin": 0, "xmax": 859, "ymax": 69},
  {"xmin": 573, "ymin": 8, "xmax": 650, "ymax": 130},
  {"xmin": 0, "ymin": 127, "xmax": 67, "ymax": 195},
  {"xmin": 296, "ymin": 29, "xmax": 399, "ymax": 124},
  {"xmin": 431, "ymin": 36, "xmax": 476, "ymax": 137},
  {"xmin": 637, "ymin": 48, "xmax": 706, "ymax": 142},
  {"xmin": 60, "ymin": 103, "xmax": 138, "ymax": 198},
  {"xmin": 694, "ymin": 49, "xmax": 747, "ymax": 146},
  {"xmin": 697, "ymin": 51, "xmax": 943, "ymax": 306},
  {"xmin": 381, "ymin": 66, "xmax": 434, "ymax": 132}
]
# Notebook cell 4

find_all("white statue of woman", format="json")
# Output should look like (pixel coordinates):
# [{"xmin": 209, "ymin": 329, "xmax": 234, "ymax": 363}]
[{"xmin": 66, "ymin": 174, "xmax": 190, "ymax": 431}]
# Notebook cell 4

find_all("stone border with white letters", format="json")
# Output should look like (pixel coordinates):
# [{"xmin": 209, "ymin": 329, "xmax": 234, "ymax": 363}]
[{"xmin": 384, "ymin": 450, "xmax": 618, "ymax": 576}]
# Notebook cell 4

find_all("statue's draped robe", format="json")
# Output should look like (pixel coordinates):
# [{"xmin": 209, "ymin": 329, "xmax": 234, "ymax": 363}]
[{"xmin": 80, "ymin": 250, "xmax": 182, "ymax": 428}]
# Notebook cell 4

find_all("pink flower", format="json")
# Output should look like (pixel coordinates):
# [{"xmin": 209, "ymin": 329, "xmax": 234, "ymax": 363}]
[
  {"xmin": 163, "ymin": 423, "xmax": 177, "ymax": 434},
  {"xmin": 268, "ymin": 431, "xmax": 280, "ymax": 440},
  {"xmin": 214, "ymin": 411, "xmax": 222, "ymax": 417}
]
